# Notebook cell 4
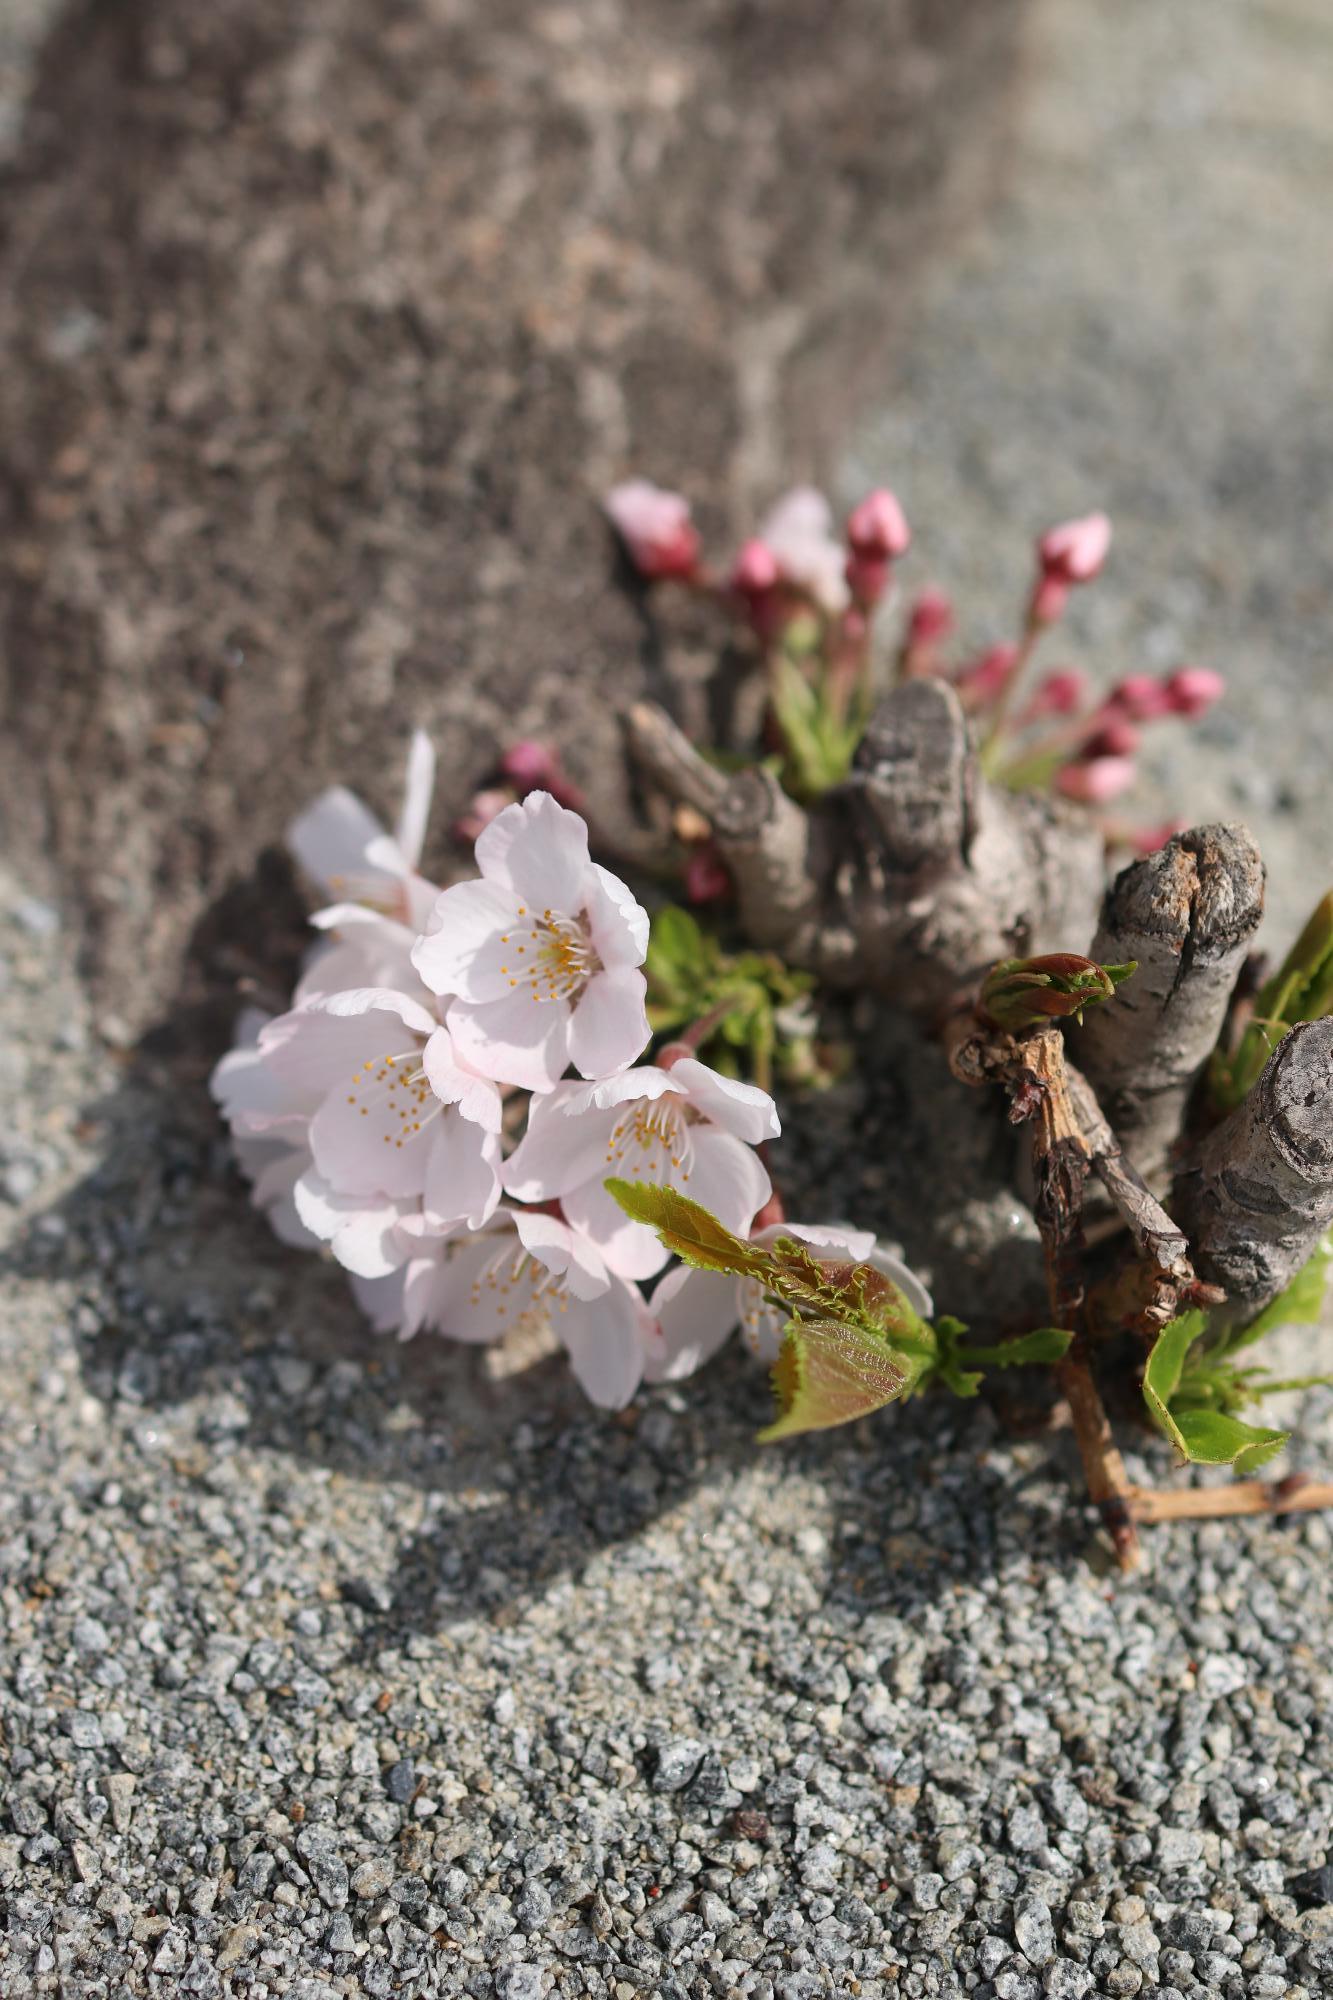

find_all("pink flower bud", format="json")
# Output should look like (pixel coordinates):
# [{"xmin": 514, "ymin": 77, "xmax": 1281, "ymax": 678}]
[
  {"xmin": 1129, "ymin": 818, "xmax": 1187, "ymax": 855},
  {"xmin": 1038, "ymin": 511, "xmax": 1112, "ymax": 585},
  {"xmin": 1104, "ymin": 674, "xmax": 1176, "ymax": 721},
  {"xmin": 683, "ymin": 845, "xmax": 732, "ymax": 905},
  {"xmin": 604, "ymin": 479, "xmax": 701, "ymax": 581},
  {"xmin": 1056, "ymin": 756, "xmax": 1137, "ymax": 804},
  {"xmin": 844, "ymin": 551, "xmax": 892, "ymax": 609},
  {"xmin": 846, "ymin": 488, "xmax": 911, "ymax": 561},
  {"xmin": 452, "ymin": 787, "xmax": 513, "ymax": 845},
  {"xmin": 730, "ymin": 537, "xmax": 781, "ymax": 596},
  {"xmin": 954, "ymin": 644, "xmax": 1019, "ymax": 704},
  {"xmin": 1028, "ymin": 574, "xmax": 1069, "ymax": 628},
  {"xmin": 906, "ymin": 587, "xmax": 954, "ymax": 647},
  {"xmin": 499, "ymin": 739, "xmax": 562, "ymax": 791},
  {"xmin": 1080, "ymin": 717, "xmax": 1141, "ymax": 760},
  {"xmin": 1027, "ymin": 667, "xmax": 1089, "ymax": 718},
  {"xmin": 1165, "ymin": 664, "xmax": 1225, "ymax": 718}
]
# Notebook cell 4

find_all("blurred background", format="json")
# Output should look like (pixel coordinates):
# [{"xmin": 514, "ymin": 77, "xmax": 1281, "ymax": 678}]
[{"xmin": 1, "ymin": 0, "xmax": 1331, "ymax": 1028}]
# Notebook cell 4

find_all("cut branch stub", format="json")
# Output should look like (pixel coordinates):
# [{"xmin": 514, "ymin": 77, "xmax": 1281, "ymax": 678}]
[
  {"xmin": 1174, "ymin": 1015, "xmax": 1333, "ymax": 1321},
  {"xmin": 1073, "ymin": 823, "xmax": 1265, "ymax": 1181},
  {"xmin": 627, "ymin": 682, "xmax": 1105, "ymax": 1016}
]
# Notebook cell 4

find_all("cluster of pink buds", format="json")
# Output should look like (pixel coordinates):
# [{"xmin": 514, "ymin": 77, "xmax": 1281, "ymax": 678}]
[{"xmin": 452, "ymin": 740, "xmax": 587, "ymax": 847}]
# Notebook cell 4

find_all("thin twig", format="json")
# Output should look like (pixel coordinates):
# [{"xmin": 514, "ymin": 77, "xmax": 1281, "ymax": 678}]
[{"xmin": 1128, "ymin": 1476, "xmax": 1333, "ymax": 1523}]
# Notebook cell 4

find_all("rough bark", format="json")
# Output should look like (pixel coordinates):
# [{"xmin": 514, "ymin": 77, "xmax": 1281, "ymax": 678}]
[
  {"xmin": 1073, "ymin": 824, "xmax": 1265, "ymax": 1181},
  {"xmin": 628, "ymin": 679, "xmax": 1106, "ymax": 1013},
  {"xmin": 1174, "ymin": 1016, "xmax": 1333, "ymax": 1319}
]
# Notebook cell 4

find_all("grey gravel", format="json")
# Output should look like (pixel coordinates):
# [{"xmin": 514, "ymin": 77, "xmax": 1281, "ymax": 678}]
[{"xmin": 5, "ymin": 3, "xmax": 1333, "ymax": 1997}]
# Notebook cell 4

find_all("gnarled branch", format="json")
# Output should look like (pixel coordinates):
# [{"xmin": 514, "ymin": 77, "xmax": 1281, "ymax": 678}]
[
  {"xmin": 1074, "ymin": 824, "xmax": 1265, "ymax": 1182},
  {"xmin": 1174, "ymin": 1016, "xmax": 1333, "ymax": 1320}
]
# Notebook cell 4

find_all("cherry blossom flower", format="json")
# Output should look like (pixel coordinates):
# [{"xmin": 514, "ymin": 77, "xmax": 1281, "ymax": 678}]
[
  {"xmin": 353, "ymin": 1208, "xmax": 657, "ymax": 1408},
  {"xmin": 288, "ymin": 729, "xmax": 439, "ymax": 932},
  {"xmin": 213, "ymin": 987, "xmax": 503, "ymax": 1277},
  {"xmin": 646, "ymin": 1227, "xmax": 934, "ymax": 1381},
  {"xmin": 758, "ymin": 487, "xmax": 850, "ymax": 615},
  {"xmin": 501, "ymin": 1056, "xmax": 778, "ymax": 1281},
  {"xmin": 412, "ymin": 791, "xmax": 651, "ymax": 1092},
  {"xmin": 604, "ymin": 481, "xmax": 700, "ymax": 581}
]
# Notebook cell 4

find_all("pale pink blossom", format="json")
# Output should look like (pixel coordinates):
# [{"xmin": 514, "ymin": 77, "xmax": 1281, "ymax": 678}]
[
  {"xmin": 758, "ymin": 487, "xmax": 850, "ymax": 615},
  {"xmin": 412, "ymin": 791, "xmax": 651, "ymax": 1092},
  {"xmin": 730, "ymin": 538, "xmax": 780, "ymax": 596},
  {"xmin": 288, "ymin": 729, "xmax": 439, "ymax": 933},
  {"xmin": 502, "ymin": 1056, "xmax": 779, "ymax": 1281},
  {"xmin": 1038, "ymin": 512, "xmax": 1111, "ymax": 585},
  {"xmin": 646, "ymin": 1228, "xmax": 934, "ymax": 1381},
  {"xmin": 214, "ymin": 987, "xmax": 503, "ymax": 1276},
  {"xmin": 1056, "ymin": 755, "xmax": 1137, "ymax": 804},
  {"xmin": 846, "ymin": 488, "xmax": 910, "ymax": 560},
  {"xmin": 354, "ymin": 1208, "xmax": 657, "ymax": 1408},
  {"xmin": 1165, "ymin": 664, "xmax": 1225, "ymax": 717},
  {"xmin": 605, "ymin": 480, "xmax": 700, "ymax": 581}
]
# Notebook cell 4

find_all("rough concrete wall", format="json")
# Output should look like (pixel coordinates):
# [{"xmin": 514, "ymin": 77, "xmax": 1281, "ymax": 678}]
[{"xmin": 0, "ymin": 0, "xmax": 1023, "ymax": 1037}]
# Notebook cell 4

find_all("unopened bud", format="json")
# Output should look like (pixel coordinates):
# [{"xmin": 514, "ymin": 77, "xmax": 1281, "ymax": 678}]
[
  {"xmin": 846, "ymin": 487, "xmax": 911, "ymax": 561},
  {"xmin": 1104, "ymin": 674, "xmax": 1175, "ymax": 721},
  {"xmin": 731, "ymin": 537, "xmax": 780, "ymax": 596},
  {"xmin": 844, "ymin": 550, "xmax": 892, "ymax": 609},
  {"xmin": 1028, "ymin": 573, "xmax": 1070, "ymax": 628},
  {"xmin": 1027, "ymin": 667, "xmax": 1089, "ymax": 718},
  {"xmin": 979, "ymin": 952, "xmax": 1136, "ymax": 1032},
  {"xmin": 604, "ymin": 479, "xmax": 701, "ymax": 581},
  {"xmin": 500, "ymin": 739, "xmax": 561, "ymax": 790},
  {"xmin": 1128, "ymin": 818, "xmax": 1188, "ymax": 855},
  {"xmin": 683, "ymin": 845, "xmax": 732, "ymax": 905},
  {"xmin": 954, "ymin": 644, "xmax": 1019, "ymax": 706},
  {"xmin": 452, "ymin": 787, "xmax": 513, "ymax": 845},
  {"xmin": 1079, "ymin": 717, "xmax": 1141, "ymax": 760},
  {"xmin": 905, "ymin": 586, "xmax": 954, "ymax": 648},
  {"xmin": 1056, "ymin": 755, "xmax": 1137, "ymax": 803},
  {"xmin": 1165, "ymin": 664, "xmax": 1225, "ymax": 717},
  {"xmin": 1038, "ymin": 511, "xmax": 1112, "ymax": 585}
]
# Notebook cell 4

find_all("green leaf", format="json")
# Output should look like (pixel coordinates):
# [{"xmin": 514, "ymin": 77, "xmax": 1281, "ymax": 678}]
[
  {"xmin": 978, "ymin": 953, "xmax": 1136, "ymax": 1032},
  {"xmin": 1145, "ymin": 1312, "xmax": 1288, "ymax": 1469},
  {"xmin": 759, "ymin": 1320, "xmax": 911, "ymax": 1441},
  {"xmin": 1170, "ymin": 1410, "xmax": 1288, "ymax": 1475},
  {"xmin": 604, "ymin": 1181, "xmax": 770, "ymax": 1279}
]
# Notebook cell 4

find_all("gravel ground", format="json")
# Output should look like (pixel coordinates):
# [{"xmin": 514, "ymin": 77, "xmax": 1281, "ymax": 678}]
[{"xmin": 7, "ymin": 1, "xmax": 1333, "ymax": 1997}]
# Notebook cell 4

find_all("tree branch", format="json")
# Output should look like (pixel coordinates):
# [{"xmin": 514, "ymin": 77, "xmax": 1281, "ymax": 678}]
[
  {"xmin": 1074, "ymin": 824, "xmax": 1265, "ymax": 1182},
  {"xmin": 1174, "ymin": 1015, "xmax": 1333, "ymax": 1320}
]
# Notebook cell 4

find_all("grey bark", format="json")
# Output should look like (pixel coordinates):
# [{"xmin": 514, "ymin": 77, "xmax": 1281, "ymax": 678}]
[
  {"xmin": 1174, "ymin": 1016, "xmax": 1333, "ymax": 1319},
  {"xmin": 1073, "ymin": 823, "xmax": 1265, "ymax": 1181},
  {"xmin": 628, "ymin": 679, "xmax": 1106, "ymax": 1014}
]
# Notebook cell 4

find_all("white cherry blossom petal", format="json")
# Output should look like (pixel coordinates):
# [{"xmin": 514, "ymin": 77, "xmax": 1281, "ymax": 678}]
[
  {"xmin": 410, "ymin": 879, "xmax": 526, "ymax": 1002},
  {"xmin": 421, "ymin": 1026, "xmax": 503, "ymax": 1133},
  {"xmin": 567, "ymin": 967, "xmax": 651, "ymax": 1080},
  {"xmin": 513, "ymin": 1207, "xmax": 609, "ymax": 1301},
  {"xmin": 422, "ymin": 1116, "xmax": 502, "ymax": 1230},
  {"xmin": 291, "ymin": 1173, "xmax": 408, "ymax": 1278},
  {"xmin": 584, "ymin": 863, "xmax": 651, "ymax": 966},
  {"xmin": 394, "ymin": 729, "xmax": 436, "ymax": 869},
  {"xmin": 446, "ymin": 987, "xmax": 572, "ymax": 1092},
  {"xmin": 645, "ymin": 1264, "xmax": 741, "ymax": 1382},
  {"xmin": 474, "ymin": 790, "xmax": 590, "ymax": 912},
  {"xmin": 682, "ymin": 1127, "xmax": 771, "ymax": 1235},
  {"xmin": 558, "ymin": 1280, "xmax": 650, "ymax": 1409},
  {"xmin": 666, "ymin": 1057, "xmax": 780, "ymax": 1144},
  {"xmin": 287, "ymin": 786, "xmax": 386, "ymax": 897},
  {"xmin": 561, "ymin": 1174, "xmax": 672, "ymax": 1283},
  {"xmin": 501, "ymin": 1087, "xmax": 620, "ymax": 1202},
  {"xmin": 561, "ymin": 1065, "xmax": 681, "ymax": 1116}
]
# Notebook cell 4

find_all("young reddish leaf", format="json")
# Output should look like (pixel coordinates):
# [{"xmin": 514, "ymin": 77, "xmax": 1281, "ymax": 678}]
[
  {"xmin": 758, "ymin": 1320, "xmax": 912, "ymax": 1442},
  {"xmin": 604, "ymin": 1180, "xmax": 770, "ymax": 1279}
]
